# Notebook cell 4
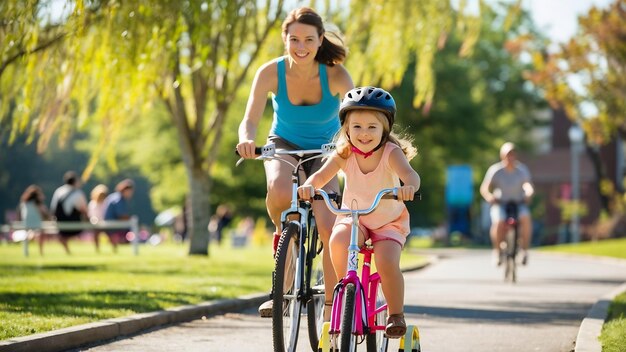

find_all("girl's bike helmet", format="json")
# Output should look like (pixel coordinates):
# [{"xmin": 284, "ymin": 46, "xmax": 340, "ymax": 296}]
[{"xmin": 339, "ymin": 86, "xmax": 396, "ymax": 127}]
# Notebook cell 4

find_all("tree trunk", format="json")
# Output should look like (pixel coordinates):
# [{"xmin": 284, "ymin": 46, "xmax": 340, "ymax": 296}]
[
  {"xmin": 586, "ymin": 146, "xmax": 610, "ymax": 212},
  {"xmin": 187, "ymin": 166, "xmax": 211, "ymax": 255}
]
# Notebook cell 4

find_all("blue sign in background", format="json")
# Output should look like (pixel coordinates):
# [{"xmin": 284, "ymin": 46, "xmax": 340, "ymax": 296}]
[
  {"xmin": 445, "ymin": 165, "xmax": 473, "ymax": 206},
  {"xmin": 446, "ymin": 165, "xmax": 473, "ymax": 238}
]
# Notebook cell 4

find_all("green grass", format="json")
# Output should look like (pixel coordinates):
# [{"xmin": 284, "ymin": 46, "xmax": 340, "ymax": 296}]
[
  {"xmin": 0, "ymin": 240, "xmax": 273, "ymax": 340},
  {"xmin": 600, "ymin": 291, "xmax": 626, "ymax": 352},
  {"xmin": 540, "ymin": 237, "xmax": 626, "ymax": 350},
  {"xmin": 0, "ymin": 237, "xmax": 427, "ymax": 341},
  {"xmin": 538, "ymin": 237, "xmax": 626, "ymax": 259}
]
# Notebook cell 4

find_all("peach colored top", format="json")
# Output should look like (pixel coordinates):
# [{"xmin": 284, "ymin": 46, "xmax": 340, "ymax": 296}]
[{"xmin": 339, "ymin": 142, "xmax": 410, "ymax": 234}]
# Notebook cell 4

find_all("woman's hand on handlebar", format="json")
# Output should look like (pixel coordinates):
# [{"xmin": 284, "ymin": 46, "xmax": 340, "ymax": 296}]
[
  {"xmin": 297, "ymin": 185, "xmax": 316, "ymax": 200},
  {"xmin": 236, "ymin": 140, "xmax": 257, "ymax": 159}
]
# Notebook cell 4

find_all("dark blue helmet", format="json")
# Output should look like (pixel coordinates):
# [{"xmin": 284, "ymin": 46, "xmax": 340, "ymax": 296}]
[{"xmin": 339, "ymin": 86, "xmax": 396, "ymax": 127}]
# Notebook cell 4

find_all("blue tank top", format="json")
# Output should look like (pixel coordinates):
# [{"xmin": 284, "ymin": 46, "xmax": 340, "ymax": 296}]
[{"xmin": 270, "ymin": 57, "xmax": 341, "ymax": 150}]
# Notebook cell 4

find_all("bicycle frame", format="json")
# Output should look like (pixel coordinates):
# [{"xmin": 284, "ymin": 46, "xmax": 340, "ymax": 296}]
[
  {"xmin": 329, "ymin": 247, "xmax": 386, "ymax": 333},
  {"xmin": 256, "ymin": 143, "xmax": 336, "ymax": 303},
  {"xmin": 316, "ymin": 188, "xmax": 400, "ymax": 343},
  {"xmin": 503, "ymin": 201, "xmax": 520, "ymax": 283},
  {"xmin": 238, "ymin": 143, "xmax": 336, "ymax": 352}
]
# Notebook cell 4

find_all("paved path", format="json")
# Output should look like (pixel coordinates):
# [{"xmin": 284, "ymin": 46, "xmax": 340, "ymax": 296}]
[
  {"xmin": 406, "ymin": 249, "xmax": 626, "ymax": 351},
  {"xmin": 65, "ymin": 249, "xmax": 626, "ymax": 351}
]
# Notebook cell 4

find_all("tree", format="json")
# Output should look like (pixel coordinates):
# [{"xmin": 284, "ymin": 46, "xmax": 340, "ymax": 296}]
[
  {"xmin": 523, "ymin": 0, "xmax": 626, "ymax": 215},
  {"xmin": 392, "ymin": 2, "xmax": 544, "ymax": 228},
  {"xmin": 1, "ymin": 0, "xmax": 516, "ymax": 254},
  {"xmin": 343, "ymin": 0, "xmax": 486, "ymax": 112},
  {"xmin": 1, "ymin": 0, "xmax": 285, "ymax": 255}
]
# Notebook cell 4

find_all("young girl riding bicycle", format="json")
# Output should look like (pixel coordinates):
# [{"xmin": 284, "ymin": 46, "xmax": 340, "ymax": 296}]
[{"xmin": 298, "ymin": 86, "xmax": 421, "ymax": 338}]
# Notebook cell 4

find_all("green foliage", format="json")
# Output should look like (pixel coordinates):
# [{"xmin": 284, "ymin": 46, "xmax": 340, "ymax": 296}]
[
  {"xmin": 521, "ymin": 0, "xmax": 626, "ymax": 219},
  {"xmin": 344, "ymin": 0, "xmax": 486, "ymax": 109},
  {"xmin": 393, "ymin": 4, "xmax": 544, "ymax": 226},
  {"xmin": 525, "ymin": 0, "xmax": 626, "ymax": 146},
  {"xmin": 601, "ymin": 291, "xmax": 626, "ymax": 352},
  {"xmin": 1, "ymin": 0, "xmax": 542, "ymax": 245}
]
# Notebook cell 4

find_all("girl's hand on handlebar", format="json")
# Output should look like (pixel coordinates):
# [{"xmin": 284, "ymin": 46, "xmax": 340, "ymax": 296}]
[
  {"xmin": 236, "ymin": 140, "xmax": 257, "ymax": 159},
  {"xmin": 297, "ymin": 185, "xmax": 315, "ymax": 200},
  {"xmin": 397, "ymin": 185, "xmax": 417, "ymax": 201}
]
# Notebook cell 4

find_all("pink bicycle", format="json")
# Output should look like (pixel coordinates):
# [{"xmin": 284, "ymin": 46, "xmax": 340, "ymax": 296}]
[{"xmin": 314, "ymin": 188, "xmax": 422, "ymax": 352}]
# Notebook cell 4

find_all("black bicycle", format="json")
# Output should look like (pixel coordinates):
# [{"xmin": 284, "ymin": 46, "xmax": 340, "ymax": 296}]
[{"xmin": 237, "ymin": 143, "xmax": 338, "ymax": 352}]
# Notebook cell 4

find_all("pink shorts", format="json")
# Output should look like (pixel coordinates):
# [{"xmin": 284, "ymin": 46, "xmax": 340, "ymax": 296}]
[{"xmin": 334, "ymin": 213, "xmax": 409, "ymax": 247}]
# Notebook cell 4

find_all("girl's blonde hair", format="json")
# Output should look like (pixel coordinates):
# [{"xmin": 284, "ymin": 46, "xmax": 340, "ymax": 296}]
[
  {"xmin": 90, "ymin": 184, "xmax": 109, "ymax": 202},
  {"xmin": 335, "ymin": 110, "xmax": 417, "ymax": 160}
]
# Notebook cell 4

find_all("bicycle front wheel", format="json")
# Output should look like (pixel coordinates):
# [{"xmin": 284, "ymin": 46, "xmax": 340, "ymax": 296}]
[
  {"xmin": 272, "ymin": 222, "xmax": 303, "ymax": 352},
  {"xmin": 366, "ymin": 284, "xmax": 389, "ymax": 352},
  {"xmin": 340, "ymin": 283, "xmax": 358, "ymax": 352},
  {"xmin": 504, "ymin": 228, "xmax": 517, "ymax": 283},
  {"xmin": 306, "ymin": 219, "xmax": 324, "ymax": 351}
]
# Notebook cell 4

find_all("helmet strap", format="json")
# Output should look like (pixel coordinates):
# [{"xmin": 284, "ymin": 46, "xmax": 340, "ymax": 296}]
[
  {"xmin": 350, "ymin": 139, "xmax": 386, "ymax": 159},
  {"xmin": 351, "ymin": 146, "xmax": 374, "ymax": 159},
  {"xmin": 347, "ymin": 133, "xmax": 387, "ymax": 158}
]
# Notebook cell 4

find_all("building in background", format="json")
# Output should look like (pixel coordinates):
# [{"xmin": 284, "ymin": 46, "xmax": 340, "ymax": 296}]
[{"xmin": 522, "ymin": 108, "xmax": 622, "ymax": 244}]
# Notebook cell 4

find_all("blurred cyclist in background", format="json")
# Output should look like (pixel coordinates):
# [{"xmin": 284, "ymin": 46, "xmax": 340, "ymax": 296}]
[{"xmin": 480, "ymin": 142, "xmax": 534, "ymax": 266}]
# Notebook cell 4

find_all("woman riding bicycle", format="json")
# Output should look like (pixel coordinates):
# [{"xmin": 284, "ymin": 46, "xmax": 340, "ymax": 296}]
[
  {"xmin": 298, "ymin": 86, "xmax": 421, "ymax": 338},
  {"xmin": 236, "ymin": 6, "xmax": 354, "ymax": 317}
]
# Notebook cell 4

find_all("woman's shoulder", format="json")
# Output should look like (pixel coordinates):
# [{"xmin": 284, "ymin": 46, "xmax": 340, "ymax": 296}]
[
  {"xmin": 256, "ymin": 58, "xmax": 280, "ymax": 79},
  {"xmin": 252, "ymin": 58, "xmax": 281, "ymax": 93},
  {"xmin": 326, "ymin": 64, "xmax": 353, "ymax": 96},
  {"xmin": 258, "ymin": 56, "xmax": 287, "ymax": 72},
  {"xmin": 252, "ymin": 58, "xmax": 280, "ymax": 83},
  {"xmin": 326, "ymin": 63, "xmax": 351, "ymax": 80}
]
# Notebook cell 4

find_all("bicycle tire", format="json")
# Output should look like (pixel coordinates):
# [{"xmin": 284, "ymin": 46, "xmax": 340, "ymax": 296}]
[
  {"xmin": 272, "ymin": 221, "xmax": 303, "ymax": 352},
  {"xmin": 504, "ymin": 229, "xmax": 517, "ymax": 283},
  {"xmin": 306, "ymin": 219, "xmax": 324, "ymax": 351},
  {"xmin": 340, "ymin": 283, "xmax": 358, "ymax": 352},
  {"xmin": 366, "ymin": 284, "xmax": 389, "ymax": 352}
]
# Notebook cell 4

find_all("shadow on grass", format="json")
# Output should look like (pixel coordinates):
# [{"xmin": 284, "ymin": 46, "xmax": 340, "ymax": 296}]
[
  {"xmin": 607, "ymin": 297, "xmax": 626, "ymax": 321},
  {"xmin": 0, "ymin": 264, "xmax": 106, "ymax": 275}
]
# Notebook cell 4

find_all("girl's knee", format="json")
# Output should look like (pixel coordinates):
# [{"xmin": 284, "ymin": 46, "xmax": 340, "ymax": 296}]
[
  {"xmin": 329, "ymin": 224, "xmax": 349, "ymax": 243},
  {"xmin": 376, "ymin": 254, "xmax": 400, "ymax": 272},
  {"xmin": 329, "ymin": 235, "xmax": 347, "ymax": 254}
]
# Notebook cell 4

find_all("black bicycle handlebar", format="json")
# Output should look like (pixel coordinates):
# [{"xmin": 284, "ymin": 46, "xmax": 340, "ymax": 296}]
[{"xmin": 234, "ymin": 147, "xmax": 263, "ymax": 156}]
